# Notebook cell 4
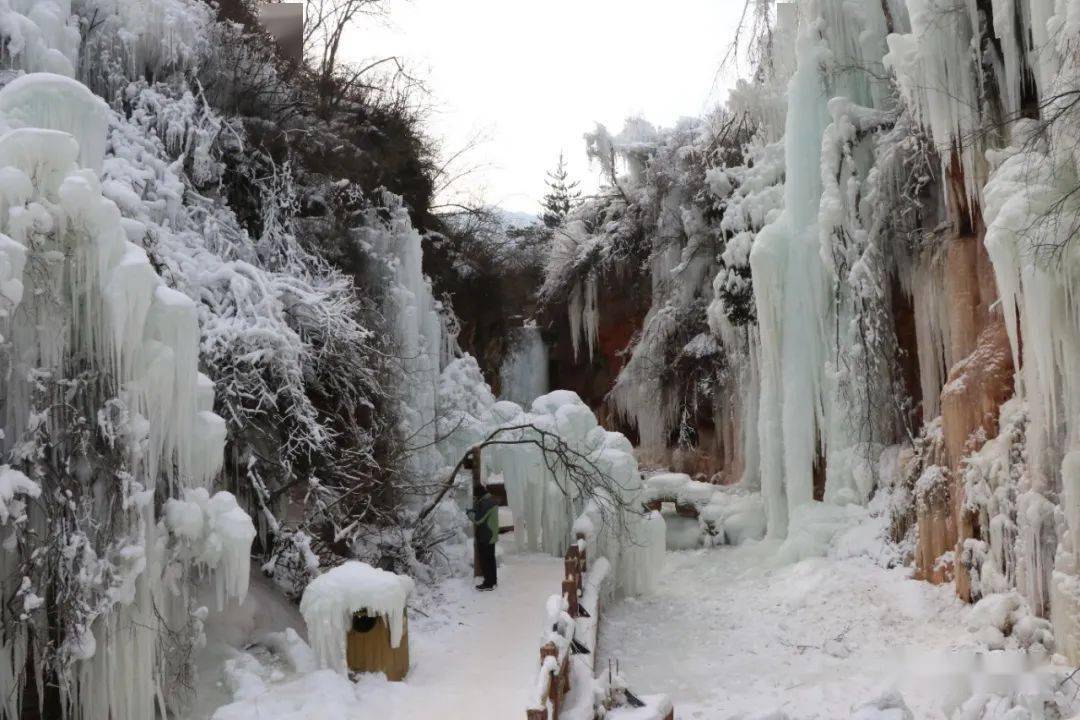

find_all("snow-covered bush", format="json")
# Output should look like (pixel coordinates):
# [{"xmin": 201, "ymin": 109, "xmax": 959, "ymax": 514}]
[{"xmin": 540, "ymin": 110, "xmax": 761, "ymax": 468}]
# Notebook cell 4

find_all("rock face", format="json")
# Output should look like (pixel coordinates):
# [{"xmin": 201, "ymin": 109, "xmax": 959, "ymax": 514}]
[
  {"xmin": 911, "ymin": 231, "xmax": 1016, "ymax": 594},
  {"xmin": 542, "ymin": 268, "xmax": 652, "ymax": 437}
]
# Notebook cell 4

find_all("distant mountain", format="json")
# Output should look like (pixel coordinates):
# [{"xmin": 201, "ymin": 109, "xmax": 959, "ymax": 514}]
[{"xmin": 497, "ymin": 208, "xmax": 541, "ymax": 229}]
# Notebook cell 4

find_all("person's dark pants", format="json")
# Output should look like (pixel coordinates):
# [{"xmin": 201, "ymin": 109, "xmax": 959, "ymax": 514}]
[{"xmin": 478, "ymin": 541, "xmax": 497, "ymax": 588}]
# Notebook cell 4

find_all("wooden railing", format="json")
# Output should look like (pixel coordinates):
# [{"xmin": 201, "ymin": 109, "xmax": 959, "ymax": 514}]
[
  {"xmin": 527, "ymin": 534, "xmax": 588, "ymax": 720},
  {"xmin": 527, "ymin": 533, "xmax": 672, "ymax": 720}
]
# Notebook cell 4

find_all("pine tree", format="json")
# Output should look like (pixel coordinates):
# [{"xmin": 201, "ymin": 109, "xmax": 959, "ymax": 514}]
[{"xmin": 540, "ymin": 152, "xmax": 582, "ymax": 228}]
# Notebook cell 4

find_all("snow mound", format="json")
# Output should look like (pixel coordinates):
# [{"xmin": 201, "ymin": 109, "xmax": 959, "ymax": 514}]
[
  {"xmin": 643, "ymin": 472, "xmax": 691, "ymax": 501},
  {"xmin": 776, "ymin": 502, "xmax": 868, "ymax": 564},
  {"xmin": 700, "ymin": 490, "xmax": 767, "ymax": 546},
  {"xmin": 967, "ymin": 592, "xmax": 1054, "ymax": 653},
  {"xmin": 299, "ymin": 562, "xmax": 414, "ymax": 673}
]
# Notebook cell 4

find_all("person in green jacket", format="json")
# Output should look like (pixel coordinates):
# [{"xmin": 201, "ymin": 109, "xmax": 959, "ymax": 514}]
[{"xmin": 469, "ymin": 489, "xmax": 499, "ymax": 590}]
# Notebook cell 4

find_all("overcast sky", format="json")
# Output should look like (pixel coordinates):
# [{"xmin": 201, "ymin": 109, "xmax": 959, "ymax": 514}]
[{"xmin": 342, "ymin": 1, "xmax": 746, "ymax": 214}]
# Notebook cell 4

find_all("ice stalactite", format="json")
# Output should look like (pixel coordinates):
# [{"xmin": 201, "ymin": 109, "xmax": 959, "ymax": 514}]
[
  {"xmin": 75, "ymin": 0, "xmax": 214, "ymax": 95},
  {"xmin": 984, "ymin": 129, "xmax": 1080, "ymax": 486},
  {"xmin": 979, "ymin": 8, "xmax": 1080, "ymax": 650},
  {"xmin": 742, "ymin": 0, "xmax": 916, "ymax": 537},
  {"xmin": 568, "ymin": 271, "xmax": 599, "ymax": 362},
  {"xmin": 361, "ymin": 194, "xmax": 453, "ymax": 481},
  {"xmin": 749, "ymin": 3, "xmax": 834, "ymax": 537},
  {"xmin": 884, "ymin": 0, "xmax": 986, "ymax": 209},
  {"xmin": 0, "ymin": 0, "xmax": 79, "ymax": 76}
]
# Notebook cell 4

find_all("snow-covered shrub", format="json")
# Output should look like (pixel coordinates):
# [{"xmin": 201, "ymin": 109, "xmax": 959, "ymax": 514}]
[{"xmin": 540, "ymin": 111, "xmax": 761, "ymax": 468}]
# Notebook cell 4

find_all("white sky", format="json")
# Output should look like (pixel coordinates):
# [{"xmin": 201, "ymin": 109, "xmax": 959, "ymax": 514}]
[{"xmin": 342, "ymin": 1, "xmax": 746, "ymax": 214}]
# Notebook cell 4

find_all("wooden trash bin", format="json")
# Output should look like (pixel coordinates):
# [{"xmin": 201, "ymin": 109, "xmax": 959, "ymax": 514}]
[{"xmin": 346, "ymin": 608, "xmax": 410, "ymax": 681}]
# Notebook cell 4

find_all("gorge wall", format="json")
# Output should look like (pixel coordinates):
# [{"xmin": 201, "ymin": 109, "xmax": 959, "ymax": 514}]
[{"xmin": 537, "ymin": 0, "xmax": 1080, "ymax": 658}]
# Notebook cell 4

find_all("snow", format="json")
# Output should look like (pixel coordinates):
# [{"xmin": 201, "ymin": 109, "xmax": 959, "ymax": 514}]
[
  {"xmin": 966, "ymin": 592, "xmax": 1053, "ymax": 652},
  {"xmin": 299, "ymin": 561, "xmax": 415, "ymax": 674},
  {"xmin": 598, "ymin": 538, "xmax": 972, "ymax": 719},
  {"xmin": 644, "ymin": 472, "xmax": 692, "ymax": 501},
  {"xmin": 194, "ymin": 549, "xmax": 565, "ymax": 720},
  {"xmin": 6, "ymin": 0, "xmax": 1080, "ymax": 716}
]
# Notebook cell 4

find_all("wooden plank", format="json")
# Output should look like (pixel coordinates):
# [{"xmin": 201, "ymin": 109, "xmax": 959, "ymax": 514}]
[{"xmin": 345, "ymin": 612, "xmax": 409, "ymax": 681}]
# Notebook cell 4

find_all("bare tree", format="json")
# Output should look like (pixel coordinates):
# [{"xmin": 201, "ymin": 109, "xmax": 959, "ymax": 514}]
[{"xmin": 417, "ymin": 424, "xmax": 643, "ymax": 538}]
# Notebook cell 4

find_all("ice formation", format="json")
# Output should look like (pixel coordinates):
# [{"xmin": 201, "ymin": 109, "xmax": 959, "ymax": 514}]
[
  {"xmin": 164, "ymin": 488, "xmax": 258, "ymax": 610},
  {"xmin": 499, "ymin": 322, "xmax": 550, "ymax": 408},
  {"xmin": 299, "ymin": 561, "xmax": 414, "ymax": 673},
  {"xmin": 0, "ymin": 5, "xmax": 256, "ymax": 719},
  {"xmin": 726, "ymin": 0, "xmax": 1080, "ymax": 665},
  {"xmin": 361, "ymin": 193, "xmax": 461, "ymax": 479},
  {"xmin": 535, "ymin": 3, "xmax": 1080, "ymax": 679},
  {"xmin": 478, "ymin": 390, "xmax": 665, "ymax": 596}
]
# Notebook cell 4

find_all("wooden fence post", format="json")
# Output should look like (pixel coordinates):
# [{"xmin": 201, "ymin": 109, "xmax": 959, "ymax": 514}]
[
  {"xmin": 575, "ymin": 532, "xmax": 587, "ymax": 573},
  {"xmin": 562, "ymin": 578, "xmax": 578, "ymax": 619},
  {"xmin": 564, "ymin": 547, "xmax": 579, "ymax": 586}
]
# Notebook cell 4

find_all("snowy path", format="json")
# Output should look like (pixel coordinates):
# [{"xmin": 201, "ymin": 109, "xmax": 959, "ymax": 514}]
[
  {"xmin": 392, "ymin": 549, "xmax": 564, "ymax": 718},
  {"xmin": 598, "ymin": 541, "xmax": 972, "ymax": 719},
  {"xmin": 197, "ymin": 546, "xmax": 563, "ymax": 720}
]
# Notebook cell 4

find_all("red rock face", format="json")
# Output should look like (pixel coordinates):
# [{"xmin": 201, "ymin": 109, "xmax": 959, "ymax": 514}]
[
  {"xmin": 912, "ymin": 231, "xmax": 1015, "ymax": 595},
  {"xmin": 544, "ymin": 268, "xmax": 651, "ymax": 435}
]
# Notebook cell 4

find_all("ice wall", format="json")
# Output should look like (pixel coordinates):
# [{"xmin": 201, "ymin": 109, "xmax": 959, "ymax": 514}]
[
  {"xmin": 0, "ymin": 4, "xmax": 257, "ymax": 718},
  {"xmin": 361, "ymin": 193, "xmax": 458, "ymax": 481},
  {"xmin": 0, "ymin": 72, "xmax": 252, "ymax": 719},
  {"xmin": 748, "ymin": 0, "xmax": 900, "ymax": 536}
]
